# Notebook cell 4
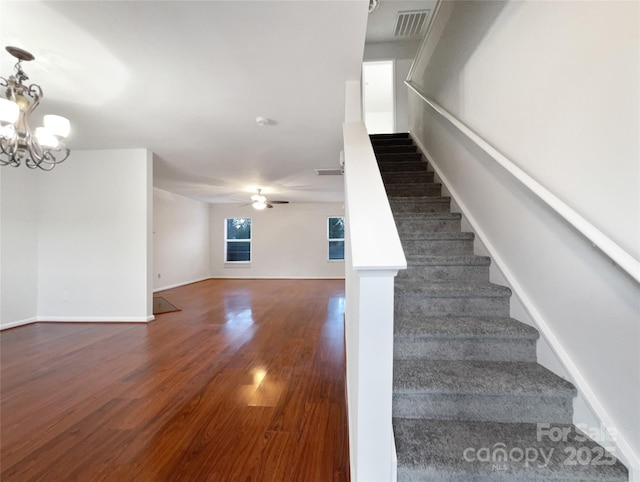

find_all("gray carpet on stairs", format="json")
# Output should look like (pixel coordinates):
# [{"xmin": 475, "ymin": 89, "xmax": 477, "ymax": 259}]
[{"xmin": 370, "ymin": 133, "xmax": 628, "ymax": 481}]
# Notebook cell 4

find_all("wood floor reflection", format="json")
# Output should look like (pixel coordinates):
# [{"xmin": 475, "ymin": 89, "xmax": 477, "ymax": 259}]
[{"xmin": 0, "ymin": 279, "xmax": 349, "ymax": 481}]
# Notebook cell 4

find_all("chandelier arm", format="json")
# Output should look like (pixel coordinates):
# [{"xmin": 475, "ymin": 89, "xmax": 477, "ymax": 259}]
[
  {"xmin": 40, "ymin": 146, "xmax": 70, "ymax": 166},
  {"xmin": 25, "ymin": 142, "xmax": 70, "ymax": 170},
  {"xmin": 27, "ymin": 83, "xmax": 43, "ymax": 102},
  {"xmin": 25, "ymin": 136, "xmax": 47, "ymax": 166},
  {"xmin": 0, "ymin": 136, "xmax": 20, "ymax": 166}
]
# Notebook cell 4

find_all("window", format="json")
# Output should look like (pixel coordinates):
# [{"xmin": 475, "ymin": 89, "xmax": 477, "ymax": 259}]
[
  {"xmin": 225, "ymin": 218, "xmax": 251, "ymax": 262},
  {"xmin": 328, "ymin": 216, "xmax": 345, "ymax": 261}
]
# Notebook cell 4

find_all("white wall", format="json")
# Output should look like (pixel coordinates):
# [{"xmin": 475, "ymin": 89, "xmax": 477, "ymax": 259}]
[
  {"xmin": 364, "ymin": 41, "xmax": 421, "ymax": 133},
  {"xmin": 37, "ymin": 149, "xmax": 153, "ymax": 322},
  {"xmin": 210, "ymin": 203, "xmax": 345, "ymax": 279},
  {"xmin": 408, "ymin": 0, "xmax": 639, "ymax": 473},
  {"xmin": 0, "ymin": 166, "xmax": 38, "ymax": 329},
  {"xmin": 153, "ymin": 188, "xmax": 210, "ymax": 291},
  {"xmin": 412, "ymin": 0, "xmax": 639, "ymax": 259}
]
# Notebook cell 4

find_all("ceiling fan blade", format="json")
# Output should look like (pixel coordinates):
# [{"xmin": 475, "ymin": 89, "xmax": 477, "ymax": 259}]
[
  {"xmin": 238, "ymin": 203, "xmax": 251, "ymax": 207},
  {"xmin": 270, "ymin": 200, "xmax": 289, "ymax": 204},
  {"xmin": 266, "ymin": 203, "xmax": 274, "ymax": 209}
]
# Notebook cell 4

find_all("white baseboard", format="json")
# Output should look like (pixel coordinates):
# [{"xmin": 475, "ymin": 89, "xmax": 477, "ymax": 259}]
[
  {"xmin": 37, "ymin": 316, "xmax": 153, "ymax": 323},
  {"xmin": 410, "ymin": 130, "xmax": 640, "ymax": 476},
  {"xmin": 155, "ymin": 277, "xmax": 346, "ymax": 288},
  {"xmin": 0, "ymin": 317, "xmax": 37, "ymax": 330},
  {"xmin": 153, "ymin": 276, "xmax": 211, "ymax": 293},
  {"xmin": 209, "ymin": 276, "xmax": 346, "ymax": 280}
]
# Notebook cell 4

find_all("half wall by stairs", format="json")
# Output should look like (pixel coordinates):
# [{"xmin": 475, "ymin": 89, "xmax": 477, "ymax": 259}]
[{"xmin": 371, "ymin": 133, "xmax": 628, "ymax": 481}]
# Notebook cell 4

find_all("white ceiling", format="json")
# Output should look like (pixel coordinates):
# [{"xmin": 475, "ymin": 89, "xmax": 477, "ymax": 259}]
[{"xmin": 1, "ymin": 0, "xmax": 432, "ymax": 205}]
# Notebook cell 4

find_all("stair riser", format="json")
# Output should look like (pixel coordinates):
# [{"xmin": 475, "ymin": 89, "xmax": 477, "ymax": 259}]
[
  {"xmin": 392, "ymin": 393, "xmax": 573, "ymax": 424},
  {"xmin": 379, "ymin": 161, "xmax": 428, "ymax": 172},
  {"xmin": 387, "ymin": 184, "xmax": 443, "ymax": 197},
  {"xmin": 391, "ymin": 200, "xmax": 451, "ymax": 213},
  {"xmin": 382, "ymin": 172, "xmax": 434, "ymax": 184},
  {"xmin": 394, "ymin": 338, "xmax": 537, "ymax": 362},
  {"xmin": 374, "ymin": 146, "xmax": 418, "ymax": 154},
  {"xmin": 397, "ymin": 264, "xmax": 489, "ymax": 283},
  {"xmin": 376, "ymin": 153, "xmax": 423, "ymax": 163},
  {"xmin": 371, "ymin": 138, "xmax": 414, "ymax": 147},
  {"xmin": 401, "ymin": 239, "xmax": 475, "ymax": 256},
  {"xmin": 395, "ymin": 295, "xmax": 510, "ymax": 317},
  {"xmin": 395, "ymin": 219, "xmax": 461, "ymax": 235}
]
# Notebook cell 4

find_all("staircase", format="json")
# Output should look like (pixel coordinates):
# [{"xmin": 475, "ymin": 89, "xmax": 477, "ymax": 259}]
[{"xmin": 370, "ymin": 133, "xmax": 628, "ymax": 481}]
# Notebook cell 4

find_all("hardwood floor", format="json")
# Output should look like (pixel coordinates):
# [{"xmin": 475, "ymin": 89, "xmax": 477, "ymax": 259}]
[{"xmin": 0, "ymin": 279, "xmax": 349, "ymax": 481}]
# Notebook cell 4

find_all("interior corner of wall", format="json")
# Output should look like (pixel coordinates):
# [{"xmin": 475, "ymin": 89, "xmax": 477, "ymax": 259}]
[{"xmin": 345, "ymin": 80, "xmax": 362, "ymax": 123}]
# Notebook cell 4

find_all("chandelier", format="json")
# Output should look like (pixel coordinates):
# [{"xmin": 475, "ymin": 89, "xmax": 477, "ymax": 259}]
[{"xmin": 0, "ymin": 46, "xmax": 71, "ymax": 170}]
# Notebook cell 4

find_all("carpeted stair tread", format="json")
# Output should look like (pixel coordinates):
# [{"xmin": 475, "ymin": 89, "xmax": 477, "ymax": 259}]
[
  {"xmin": 394, "ymin": 315, "xmax": 539, "ymax": 340},
  {"xmin": 379, "ymin": 160, "xmax": 428, "ymax": 172},
  {"xmin": 370, "ymin": 132, "xmax": 410, "ymax": 140},
  {"xmin": 386, "ymin": 183, "xmax": 444, "ymax": 197},
  {"xmin": 382, "ymin": 171, "xmax": 435, "ymax": 184},
  {"xmin": 399, "ymin": 232, "xmax": 475, "ymax": 242},
  {"xmin": 390, "ymin": 196, "xmax": 451, "ymax": 202},
  {"xmin": 395, "ymin": 212, "xmax": 461, "ymax": 221},
  {"xmin": 393, "ymin": 418, "xmax": 628, "ymax": 481},
  {"xmin": 396, "ymin": 281, "xmax": 511, "ymax": 297},
  {"xmin": 399, "ymin": 233, "xmax": 476, "ymax": 257},
  {"xmin": 393, "ymin": 360, "xmax": 576, "ymax": 397},
  {"xmin": 376, "ymin": 152, "xmax": 424, "ymax": 162},
  {"xmin": 391, "ymin": 198, "xmax": 452, "ymax": 213},
  {"xmin": 374, "ymin": 145, "xmax": 418, "ymax": 154},
  {"xmin": 370, "ymin": 137, "xmax": 414, "ymax": 147},
  {"xmin": 404, "ymin": 255, "xmax": 490, "ymax": 266}
]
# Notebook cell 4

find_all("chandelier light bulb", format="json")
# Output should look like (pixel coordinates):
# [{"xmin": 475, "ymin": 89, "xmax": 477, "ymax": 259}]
[
  {"xmin": 35, "ymin": 127, "xmax": 59, "ymax": 148},
  {"xmin": 0, "ymin": 124, "xmax": 15, "ymax": 138},
  {"xmin": 44, "ymin": 115, "xmax": 70, "ymax": 138},
  {"xmin": 0, "ymin": 98, "xmax": 19, "ymax": 124},
  {"xmin": 253, "ymin": 201, "xmax": 267, "ymax": 210}
]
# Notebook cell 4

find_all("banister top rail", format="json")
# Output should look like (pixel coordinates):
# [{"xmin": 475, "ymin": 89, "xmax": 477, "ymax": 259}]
[
  {"xmin": 343, "ymin": 121, "xmax": 406, "ymax": 272},
  {"xmin": 406, "ymin": 80, "xmax": 640, "ymax": 284}
]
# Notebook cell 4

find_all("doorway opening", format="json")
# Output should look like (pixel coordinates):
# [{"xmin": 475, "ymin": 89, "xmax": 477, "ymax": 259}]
[{"xmin": 362, "ymin": 60, "xmax": 395, "ymax": 134}]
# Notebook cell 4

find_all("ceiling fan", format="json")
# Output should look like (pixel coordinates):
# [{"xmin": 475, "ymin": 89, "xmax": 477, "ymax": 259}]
[{"xmin": 243, "ymin": 189, "xmax": 289, "ymax": 210}]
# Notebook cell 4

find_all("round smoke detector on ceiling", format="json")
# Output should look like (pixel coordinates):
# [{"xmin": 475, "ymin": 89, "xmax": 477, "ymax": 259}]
[{"xmin": 256, "ymin": 116, "xmax": 271, "ymax": 126}]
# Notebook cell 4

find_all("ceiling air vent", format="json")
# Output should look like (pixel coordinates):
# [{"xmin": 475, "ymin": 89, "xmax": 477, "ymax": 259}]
[
  {"xmin": 315, "ymin": 168, "xmax": 343, "ymax": 176},
  {"xmin": 393, "ymin": 10, "xmax": 431, "ymax": 38}
]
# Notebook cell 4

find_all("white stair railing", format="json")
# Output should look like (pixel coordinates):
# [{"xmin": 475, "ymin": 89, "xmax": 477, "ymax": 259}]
[{"xmin": 343, "ymin": 118, "xmax": 407, "ymax": 481}]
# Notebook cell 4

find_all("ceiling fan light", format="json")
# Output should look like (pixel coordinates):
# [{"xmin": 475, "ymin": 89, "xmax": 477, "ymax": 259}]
[
  {"xmin": 0, "ymin": 98, "xmax": 19, "ymax": 125},
  {"xmin": 35, "ymin": 127, "xmax": 59, "ymax": 148},
  {"xmin": 253, "ymin": 201, "xmax": 267, "ymax": 210},
  {"xmin": 43, "ymin": 114, "xmax": 70, "ymax": 138}
]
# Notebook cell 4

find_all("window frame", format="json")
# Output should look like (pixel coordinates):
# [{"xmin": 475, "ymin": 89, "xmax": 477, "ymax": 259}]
[
  {"xmin": 225, "ymin": 217, "xmax": 252, "ymax": 263},
  {"xmin": 327, "ymin": 216, "xmax": 345, "ymax": 261}
]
